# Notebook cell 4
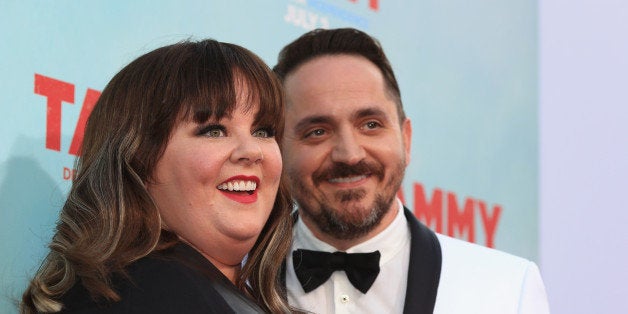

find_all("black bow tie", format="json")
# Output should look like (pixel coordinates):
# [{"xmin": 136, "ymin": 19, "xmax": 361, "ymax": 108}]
[{"xmin": 292, "ymin": 249, "xmax": 381, "ymax": 294}]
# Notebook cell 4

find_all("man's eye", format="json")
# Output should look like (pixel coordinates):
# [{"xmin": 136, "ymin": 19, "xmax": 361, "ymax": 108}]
[
  {"xmin": 253, "ymin": 128, "xmax": 275, "ymax": 138},
  {"xmin": 304, "ymin": 128, "xmax": 326, "ymax": 138},
  {"xmin": 364, "ymin": 121, "xmax": 381, "ymax": 129}
]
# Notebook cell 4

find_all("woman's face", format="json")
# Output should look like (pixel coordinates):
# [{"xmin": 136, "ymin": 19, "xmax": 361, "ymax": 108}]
[{"xmin": 146, "ymin": 94, "xmax": 282, "ymax": 266}]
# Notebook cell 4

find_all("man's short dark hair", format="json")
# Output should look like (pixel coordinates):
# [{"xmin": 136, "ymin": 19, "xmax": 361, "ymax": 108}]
[{"xmin": 274, "ymin": 28, "xmax": 405, "ymax": 122}]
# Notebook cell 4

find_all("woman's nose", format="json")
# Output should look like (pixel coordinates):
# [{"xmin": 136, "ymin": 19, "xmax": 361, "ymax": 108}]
[{"xmin": 231, "ymin": 136, "xmax": 264, "ymax": 165}]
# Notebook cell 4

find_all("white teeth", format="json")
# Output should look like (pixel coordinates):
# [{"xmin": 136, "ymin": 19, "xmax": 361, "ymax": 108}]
[
  {"xmin": 218, "ymin": 180, "xmax": 257, "ymax": 191},
  {"xmin": 328, "ymin": 175, "xmax": 367, "ymax": 183},
  {"xmin": 246, "ymin": 181, "xmax": 255, "ymax": 190}
]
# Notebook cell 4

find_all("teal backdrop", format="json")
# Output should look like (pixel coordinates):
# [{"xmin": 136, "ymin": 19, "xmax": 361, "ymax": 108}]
[{"xmin": 0, "ymin": 1, "xmax": 537, "ymax": 311}]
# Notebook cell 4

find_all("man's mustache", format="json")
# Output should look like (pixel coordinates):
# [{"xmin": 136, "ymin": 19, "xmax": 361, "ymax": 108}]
[{"xmin": 312, "ymin": 160, "xmax": 384, "ymax": 185}]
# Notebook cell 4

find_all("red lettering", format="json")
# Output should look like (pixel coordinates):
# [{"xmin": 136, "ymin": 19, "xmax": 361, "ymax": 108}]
[
  {"xmin": 478, "ymin": 201, "xmax": 502, "ymax": 248},
  {"xmin": 413, "ymin": 183, "xmax": 443, "ymax": 233},
  {"xmin": 408, "ymin": 182, "xmax": 504, "ymax": 247},
  {"xmin": 369, "ymin": 0, "xmax": 379, "ymax": 11},
  {"xmin": 69, "ymin": 89, "xmax": 100, "ymax": 156},
  {"xmin": 63, "ymin": 167, "xmax": 73, "ymax": 180},
  {"xmin": 34, "ymin": 74, "xmax": 75, "ymax": 151},
  {"xmin": 447, "ymin": 192, "xmax": 475, "ymax": 243},
  {"xmin": 348, "ymin": 0, "xmax": 379, "ymax": 11}
]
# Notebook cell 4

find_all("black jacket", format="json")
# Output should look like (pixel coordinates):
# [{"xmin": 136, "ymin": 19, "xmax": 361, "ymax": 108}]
[{"xmin": 60, "ymin": 243, "xmax": 264, "ymax": 313}]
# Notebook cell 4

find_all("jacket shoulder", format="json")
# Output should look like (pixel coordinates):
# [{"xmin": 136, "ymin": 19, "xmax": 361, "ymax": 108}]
[
  {"xmin": 60, "ymin": 252, "xmax": 232, "ymax": 313},
  {"xmin": 434, "ymin": 234, "xmax": 549, "ymax": 313}
]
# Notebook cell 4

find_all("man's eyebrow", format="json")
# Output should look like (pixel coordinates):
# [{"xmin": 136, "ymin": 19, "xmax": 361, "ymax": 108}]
[
  {"xmin": 354, "ymin": 107, "xmax": 388, "ymax": 120},
  {"xmin": 293, "ymin": 115, "xmax": 333, "ymax": 133}
]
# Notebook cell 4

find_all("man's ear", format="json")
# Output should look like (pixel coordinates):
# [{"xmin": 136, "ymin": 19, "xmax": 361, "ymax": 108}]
[{"xmin": 402, "ymin": 118, "xmax": 412, "ymax": 167}]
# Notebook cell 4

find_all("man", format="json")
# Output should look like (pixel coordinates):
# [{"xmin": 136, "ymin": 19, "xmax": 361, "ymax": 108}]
[{"xmin": 274, "ymin": 28, "xmax": 549, "ymax": 313}]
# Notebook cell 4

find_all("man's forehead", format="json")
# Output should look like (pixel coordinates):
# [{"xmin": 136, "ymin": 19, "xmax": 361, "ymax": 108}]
[
  {"xmin": 283, "ymin": 55, "xmax": 383, "ymax": 89},
  {"xmin": 282, "ymin": 54, "xmax": 400, "ymax": 124}
]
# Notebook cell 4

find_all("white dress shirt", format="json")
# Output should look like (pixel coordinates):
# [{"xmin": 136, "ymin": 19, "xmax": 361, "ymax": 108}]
[{"xmin": 287, "ymin": 200, "xmax": 410, "ymax": 314}]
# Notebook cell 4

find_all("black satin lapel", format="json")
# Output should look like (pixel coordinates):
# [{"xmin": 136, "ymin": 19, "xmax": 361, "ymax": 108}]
[
  {"xmin": 168, "ymin": 243, "xmax": 263, "ymax": 313},
  {"xmin": 280, "ymin": 259, "xmax": 287, "ymax": 294},
  {"xmin": 403, "ymin": 207, "xmax": 442, "ymax": 314}
]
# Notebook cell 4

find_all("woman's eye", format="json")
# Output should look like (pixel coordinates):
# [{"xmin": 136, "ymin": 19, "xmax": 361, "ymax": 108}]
[
  {"xmin": 304, "ymin": 128, "xmax": 326, "ymax": 138},
  {"xmin": 200, "ymin": 125, "xmax": 226, "ymax": 137},
  {"xmin": 253, "ymin": 128, "xmax": 275, "ymax": 138},
  {"xmin": 207, "ymin": 129, "xmax": 224, "ymax": 137}
]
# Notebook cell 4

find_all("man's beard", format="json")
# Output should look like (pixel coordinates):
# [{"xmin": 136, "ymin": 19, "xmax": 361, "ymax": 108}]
[{"xmin": 292, "ymin": 159, "xmax": 406, "ymax": 240}]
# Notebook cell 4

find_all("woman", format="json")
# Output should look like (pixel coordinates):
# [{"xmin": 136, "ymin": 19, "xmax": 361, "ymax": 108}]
[{"xmin": 21, "ymin": 39, "xmax": 293, "ymax": 313}]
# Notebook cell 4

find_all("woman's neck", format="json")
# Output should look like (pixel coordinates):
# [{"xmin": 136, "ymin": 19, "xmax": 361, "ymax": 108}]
[
  {"xmin": 209, "ymin": 258, "xmax": 241, "ymax": 284},
  {"xmin": 176, "ymin": 237, "xmax": 250, "ymax": 284}
]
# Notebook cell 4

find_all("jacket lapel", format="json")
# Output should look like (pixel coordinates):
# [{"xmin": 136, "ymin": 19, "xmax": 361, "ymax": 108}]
[{"xmin": 403, "ymin": 207, "xmax": 442, "ymax": 314}]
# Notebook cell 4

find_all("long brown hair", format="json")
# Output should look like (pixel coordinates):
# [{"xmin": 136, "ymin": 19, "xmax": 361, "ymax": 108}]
[{"xmin": 21, "ymin": 39, "xmax": 292, "ymax": 313}]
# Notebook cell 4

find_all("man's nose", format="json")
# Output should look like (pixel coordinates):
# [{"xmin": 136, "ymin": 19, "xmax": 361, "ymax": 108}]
[{"xmin": 330, "ymin": 129, "xmax": 365, "ymax": 165}]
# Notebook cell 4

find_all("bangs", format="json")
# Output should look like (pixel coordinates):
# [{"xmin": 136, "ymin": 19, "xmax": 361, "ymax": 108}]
[{"xmin": 176, "ymin": 42, "xmax": 284, "ymax": 139}]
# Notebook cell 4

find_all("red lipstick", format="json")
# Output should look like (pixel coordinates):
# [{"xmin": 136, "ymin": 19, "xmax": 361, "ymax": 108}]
[{"xmin": 217, "ymin": 175, "xmax": 260, "ymax": 204}]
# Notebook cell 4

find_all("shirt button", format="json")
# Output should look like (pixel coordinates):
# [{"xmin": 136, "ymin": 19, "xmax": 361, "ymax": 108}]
[{"xmin": 340, "ymin": 294, "xmax": 350, "ymax": 303}]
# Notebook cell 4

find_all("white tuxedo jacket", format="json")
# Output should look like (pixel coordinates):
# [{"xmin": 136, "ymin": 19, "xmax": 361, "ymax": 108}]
[
  {"xmin": 434, "ymin": 233, "xmax": 549, "ymax": 313},
  {"xmin": 285, "ymin": 208, "xmax": 550, "ymax": 313}
]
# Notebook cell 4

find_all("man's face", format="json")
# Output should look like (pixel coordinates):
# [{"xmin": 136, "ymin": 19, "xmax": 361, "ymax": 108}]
[{"xmin": 282, "ymin": 54, "xmax": 412, "ymax": 246}]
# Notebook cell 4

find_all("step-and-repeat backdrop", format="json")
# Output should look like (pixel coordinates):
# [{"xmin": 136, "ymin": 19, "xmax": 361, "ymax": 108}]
[{"xmin": 0, "ymin": 1, "xmax": 536, "ymax": 311}]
